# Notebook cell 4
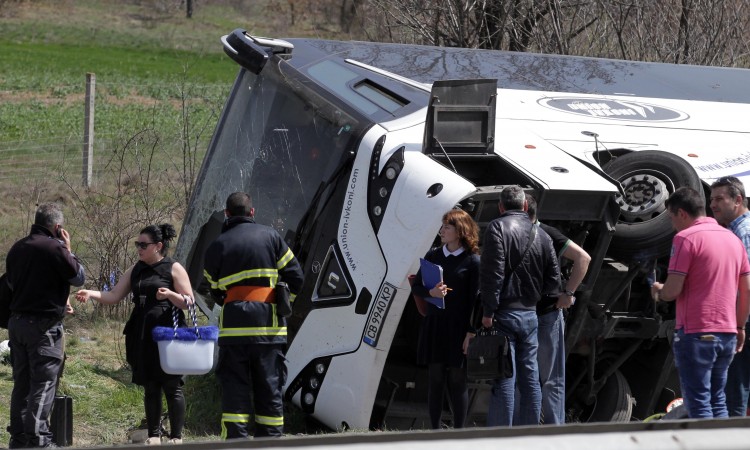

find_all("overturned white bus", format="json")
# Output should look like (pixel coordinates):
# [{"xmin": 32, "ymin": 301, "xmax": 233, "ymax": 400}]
[{"xmin": 174, "ymin": 30, "xmax": 750, "ymax": 430}]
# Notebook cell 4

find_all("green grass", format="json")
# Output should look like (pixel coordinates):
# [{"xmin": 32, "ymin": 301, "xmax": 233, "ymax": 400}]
[
  {"xmin": 0, "ymin": 1, "xmax": 343, "ymax": 445},
  {"xmin": 0, "ymin": 311, "xmax": 313, "ymax": 446},
  {"xmin": 0, "ymin": 317, "xmax": 227, "ymax": 447},
  {"xmin": 0, "ymin": 0, "xmax": 271, "ymax": 52},
  {"xmin": 0, "ymin": 0, "xmax": 246, "ymax": 145},
  {"xmin": 0, "ymin": 42, "xmax": 233, "ymax": 143},
  {"xmin": 0, "ymin": 41, "xmax": 236, "ymax": 90}
]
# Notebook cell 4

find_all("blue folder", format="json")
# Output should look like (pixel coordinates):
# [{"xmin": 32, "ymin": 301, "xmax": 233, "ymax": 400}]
[{"xmin": 419, "ymin": 258, "xmax": 445, "ymax": 309}]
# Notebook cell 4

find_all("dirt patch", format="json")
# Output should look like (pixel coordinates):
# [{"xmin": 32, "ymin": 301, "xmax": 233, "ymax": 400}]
[
  {"xmin": 0, "ymin": 90, "xmax": 84, "ymax": 106},
  {"xmin": 0, "ymin": 89, "xmax": 187, "ymax": 108},
  {"xmin": 0, "ymin": 0, "xmax": 75, "ymax": 20}
]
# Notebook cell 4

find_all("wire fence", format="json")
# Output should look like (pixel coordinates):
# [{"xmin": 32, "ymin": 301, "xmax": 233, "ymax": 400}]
[
  {"xmin": 0, "ymin": 78, "xmax": 229, "ymax": 320},
  {"xmin": 0, "ymin": 79, "xmax": 228, "ymax": 187},
  {"xmin": 0, "ymin": 137, "xmax": 209, "ymax": 182}
]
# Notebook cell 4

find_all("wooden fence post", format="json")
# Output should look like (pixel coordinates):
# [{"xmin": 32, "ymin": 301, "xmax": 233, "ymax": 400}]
[{"xmin": 83, "ymin": 73, "xmax": 95, "ymax": 187}]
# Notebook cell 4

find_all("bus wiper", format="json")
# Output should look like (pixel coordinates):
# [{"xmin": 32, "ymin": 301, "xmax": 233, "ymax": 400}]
[{"xmin": 290, "ymin": 154, "xmax": 354, "ymax": 256}]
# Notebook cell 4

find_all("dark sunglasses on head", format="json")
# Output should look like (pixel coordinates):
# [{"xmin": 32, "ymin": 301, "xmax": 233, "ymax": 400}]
[
  {"xmin": 134, "ymin": 241, "xmax": 156, "ymax": 249},
  {"xmin": 716, "ymin": 176, "xmax": 740, "ymax": 185}
]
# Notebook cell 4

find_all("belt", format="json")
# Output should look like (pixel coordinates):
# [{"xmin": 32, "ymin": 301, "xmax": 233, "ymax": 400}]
[{"xmin": 225, "ymin": 286, "xmax": 276, "ymax": 303}]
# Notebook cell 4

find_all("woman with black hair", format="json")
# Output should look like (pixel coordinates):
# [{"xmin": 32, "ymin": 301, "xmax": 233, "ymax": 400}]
[{"xmin": 76, "ymin": 223, "xmax": 193, "ymax": 445}]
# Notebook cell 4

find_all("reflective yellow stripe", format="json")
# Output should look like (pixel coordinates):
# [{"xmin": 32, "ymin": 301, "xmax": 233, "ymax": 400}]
[
  {"xmin": 277, "ymin": 249, "xmax": 294, "ymax": 270},
  {"xmin": 255, "ymin": 414, "xmax": 284, "ymax": 426},
  {"xmin": 222, "ymin": 413, "xmax": 250, "ymax": 423},
  {"xmin": 204, "ymin": 270, "xmax": 218, "ymax": 289},
  {"xmin": 219, "ymin": 327, "xmax": 287, "ymax": 338},
  {"xmin": 220, "ymin": 413, "xmax": 250, "ymax": 440},
  {"xmin": 216, "ymin": 269, "xmax": 278, "ymax": 291}
]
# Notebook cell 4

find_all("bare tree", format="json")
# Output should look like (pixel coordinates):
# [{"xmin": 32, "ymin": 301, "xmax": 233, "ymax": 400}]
[
  {"xmin": 173, "ymin": 76, "xmax": 221, "ymax": 209},
  {"xmin": 63, "ymin": 130, "xmax": 184, "ymax": 320},
  {"xmin": 363, "ymin": 0, "xmax": 750, "ymax": 67},
  {"xmin": 340, "ymin": 0, "xmax": 359, "ymax": 33}
]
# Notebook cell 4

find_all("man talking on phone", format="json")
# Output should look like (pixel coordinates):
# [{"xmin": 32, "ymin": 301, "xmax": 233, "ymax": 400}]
[{"xmin": 5, "ymin": 203, "xmax": 84, "ymax": 448}]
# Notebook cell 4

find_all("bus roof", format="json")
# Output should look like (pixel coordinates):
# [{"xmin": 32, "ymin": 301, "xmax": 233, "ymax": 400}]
[{"xmin": 286, "ymin": 39, "xmax": 750, "ymax": 104}]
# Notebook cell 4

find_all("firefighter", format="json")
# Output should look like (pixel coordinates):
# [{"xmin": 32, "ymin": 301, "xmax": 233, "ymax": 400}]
[{"xmin": 203, "ymin": 192, "xmax": 304, "ymax": 438}]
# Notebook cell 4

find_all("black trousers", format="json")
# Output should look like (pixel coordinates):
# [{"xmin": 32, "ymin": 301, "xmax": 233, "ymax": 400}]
[
  {"xmin": 143, "ymin": 378, "xmax": 185, "ymax": 439},
  {"xmin": 8, "ymin": 314, "xmax": 65, "ymax": 448},
  {"xmin": 427, "ymin": 363, "xmax": 469, "ymax": 429},
  {"xmin": 216, "ymin": 343, "xmax": 286, "ymax": 439}
]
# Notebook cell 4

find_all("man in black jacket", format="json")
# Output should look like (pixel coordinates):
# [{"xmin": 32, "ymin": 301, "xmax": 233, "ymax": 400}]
[
  {"xmin": 480, "ymin": 186, "xmax": 560, "ymax": 427},
  {"xmin": 203, "ymin": 192, "xmax": 304, "ymax": 439},
  {"xmin": 6, "ymin": 203, "xmax": 85, "ymax": 448}
]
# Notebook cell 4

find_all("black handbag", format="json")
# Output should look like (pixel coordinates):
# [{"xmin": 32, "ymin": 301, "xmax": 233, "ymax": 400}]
[
  {"xmin": 51, "ymin": 395, "xmax": 73, "ymax": 446},
  {"xmin": 0, "ymin": 273, "xmax": 12, "ymax": 329},
  {"xmin": 467, "ymin": 326, "xmax": 513, "ymax": 381}
]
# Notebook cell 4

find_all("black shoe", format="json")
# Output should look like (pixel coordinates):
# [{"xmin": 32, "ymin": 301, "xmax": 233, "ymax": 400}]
[{"xmin": 8, "ymin": 436, "xmax": 28, "ymax": 449}]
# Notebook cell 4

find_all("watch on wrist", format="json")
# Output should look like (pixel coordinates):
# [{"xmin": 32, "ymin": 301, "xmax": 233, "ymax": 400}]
[{"xmin": 564, "ymin": 290, "xmax": 575, "ymax": 297}]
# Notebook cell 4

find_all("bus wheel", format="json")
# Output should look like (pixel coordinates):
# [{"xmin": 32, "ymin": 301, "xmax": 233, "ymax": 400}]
[
  {"xmin": 588, "ymin": 370, "xmax": 634, "ymax": 422},
  {"xmin": 603, "ymin": 151, "xmax": 703, "ymax": 261}
]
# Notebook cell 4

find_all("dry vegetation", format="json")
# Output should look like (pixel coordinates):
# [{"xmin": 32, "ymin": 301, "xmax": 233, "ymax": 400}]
[{"xmin": 2, "ymin": 0, "xmax": 749, "ymax": 445}]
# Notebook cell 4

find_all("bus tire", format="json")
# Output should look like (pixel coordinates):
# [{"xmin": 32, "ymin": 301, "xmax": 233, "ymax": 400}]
[
  {"xmin": 603, "ymin": 151, "xmax": 703, "ymax": 261},
  {"xmin": 589, "ymin": 370, "xmax": 634, "ymax": 422}
]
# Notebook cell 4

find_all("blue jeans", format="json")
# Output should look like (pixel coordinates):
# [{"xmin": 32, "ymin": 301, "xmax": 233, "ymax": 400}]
[
  {"xmin": 538, "ymin": 309, "xmax": 565, "ymax": 424},
  {"xmin": 487, "ymin": 310, "xmax": 540, "ymax": 427},
  {"xmin": 673, "ymin": 329, "xmax": 736, "ymax": 418},
  {"xmin": 725, "ymin": 319, "xmax": 750, "ymax": 416}
]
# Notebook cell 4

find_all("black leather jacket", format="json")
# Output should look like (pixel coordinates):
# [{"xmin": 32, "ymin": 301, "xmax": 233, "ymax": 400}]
[{"xmin": 480, "ymin": 210, "xmax": 560, "ymax": 315}]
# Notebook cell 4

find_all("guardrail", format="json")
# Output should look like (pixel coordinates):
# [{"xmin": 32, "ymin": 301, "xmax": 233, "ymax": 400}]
[{"xmin": 147, "ymin": 417, "xmax": 750, "ymax": 450}]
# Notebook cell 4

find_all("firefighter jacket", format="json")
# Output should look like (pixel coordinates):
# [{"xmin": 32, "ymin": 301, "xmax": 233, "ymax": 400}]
[{"xmin": 203, "ymin": 216, "xmax": 304, "ymax": 345}]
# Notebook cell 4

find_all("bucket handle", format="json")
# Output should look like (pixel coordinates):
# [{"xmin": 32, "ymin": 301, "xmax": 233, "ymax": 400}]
[{"xmin": 171, "ymin": 295, "xmax": 200, "ymax": 339}]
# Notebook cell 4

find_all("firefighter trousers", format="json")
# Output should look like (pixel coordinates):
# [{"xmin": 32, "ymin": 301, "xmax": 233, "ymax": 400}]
[{"xmin": 217, "ymin": 343, "xmax": 287, "ymax": 438}]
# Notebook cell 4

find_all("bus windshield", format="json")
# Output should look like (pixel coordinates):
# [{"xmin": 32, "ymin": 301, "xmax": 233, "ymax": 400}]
[{"xmin": 175, "ymin": 64, "xmax": 365, "ymax": 284}]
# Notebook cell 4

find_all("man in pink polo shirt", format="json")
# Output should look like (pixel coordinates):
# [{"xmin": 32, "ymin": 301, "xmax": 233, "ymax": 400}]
[{"xmin": 651, "ymin": 187, "xmax": 750, "ymax": 418}]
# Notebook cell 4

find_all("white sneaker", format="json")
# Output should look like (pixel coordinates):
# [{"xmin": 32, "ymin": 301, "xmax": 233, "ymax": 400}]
[
  {"xmin": 167, "ymin": 438, "xmax": 182, "ymax": 445},
  {"xmin": 145, "ymin": 437, "xmax": 162, "ymax": 445}
]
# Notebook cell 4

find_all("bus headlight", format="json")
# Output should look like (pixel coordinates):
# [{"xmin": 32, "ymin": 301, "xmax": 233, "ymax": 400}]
[{"xmin": 368, "ymin": 139, "xmax": 404, "ymax": 233}]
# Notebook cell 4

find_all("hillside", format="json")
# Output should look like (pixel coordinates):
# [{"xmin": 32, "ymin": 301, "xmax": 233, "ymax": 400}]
[{"xmin": 0, "ymin": 0, "xmax": 336, "ymax": 445}]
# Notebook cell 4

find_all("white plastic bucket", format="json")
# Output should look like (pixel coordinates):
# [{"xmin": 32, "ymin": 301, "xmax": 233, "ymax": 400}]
[{"xmin": 156, "ymin": 339, "xmax": 215, "ymax": 375}]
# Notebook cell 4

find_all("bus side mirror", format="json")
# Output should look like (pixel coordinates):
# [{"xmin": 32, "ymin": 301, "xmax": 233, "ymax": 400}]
[{"xmin": 221, "ymin": 29, "xmax": 269, "ymax": 74}]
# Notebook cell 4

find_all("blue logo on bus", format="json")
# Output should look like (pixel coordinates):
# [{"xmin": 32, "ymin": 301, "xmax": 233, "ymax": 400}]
[{"xmin": 539, "ymin": 97, "xmax": 689, "ymax": 122}]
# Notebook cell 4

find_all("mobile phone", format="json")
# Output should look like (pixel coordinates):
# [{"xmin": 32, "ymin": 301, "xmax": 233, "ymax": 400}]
[{"xmin": 56, "ymin": 226, "xmax": 64, "ymax": 239}]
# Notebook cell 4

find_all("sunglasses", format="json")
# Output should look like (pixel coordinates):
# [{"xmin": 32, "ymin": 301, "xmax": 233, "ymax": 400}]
[
  {"xmin": 716, "ymin": 176, "xmax": 740, "ymax": 185},
  {"xmin": 134, "ymin": 241, "xmax": 156, "ymax": 250}
]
